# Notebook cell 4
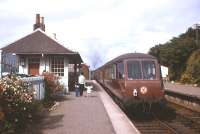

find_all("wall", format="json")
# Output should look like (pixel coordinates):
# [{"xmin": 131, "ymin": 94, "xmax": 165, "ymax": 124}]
[
  {"xmin": 0, "ymin": 51, "xmax": 18, "ymax": 78},
  {"xmin": 39, "ymin": 57, "xmax": 50, "ymax": 74},
  {"xmin": 60, "ymin": 57, "xmax": 69, "ymax": 93},
  {"xmin": 19, "ymin": 57, "xmax": 28, "ymax": 74},
  {"xmin": 19, "ymin": 56, "xmax": 50, "ymax": 75},
  {"xmin": 165, "ymin": 90, "xmax": 200, "ymax": 112},
  {"xmin": 18, "ymin": 56, "xmax": 70, "ymax": 93}
]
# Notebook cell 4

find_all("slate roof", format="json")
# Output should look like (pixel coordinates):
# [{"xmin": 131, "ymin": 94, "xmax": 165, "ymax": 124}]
[{"xmin": 1, "ymin": 29, "xmax": 83, "ymax": 62}]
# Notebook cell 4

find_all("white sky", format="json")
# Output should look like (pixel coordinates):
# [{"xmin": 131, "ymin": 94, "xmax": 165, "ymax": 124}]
[{"xmin": 0, "ymin": 0, "xmax": 200, "ymax": 69}]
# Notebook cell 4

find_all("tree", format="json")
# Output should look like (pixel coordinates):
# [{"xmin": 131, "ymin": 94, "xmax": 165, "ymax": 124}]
[
  {"xmin": 181, "ymin": 50, "xmax": 200, "ymax": 85},
  {"xmin": 149, "ymin": 28, "xmax": 199, "ymax": 81}
]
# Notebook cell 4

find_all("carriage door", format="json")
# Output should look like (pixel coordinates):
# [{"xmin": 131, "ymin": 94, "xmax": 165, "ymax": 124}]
[
  {"xmin": 28, "ymin": 57, "xmax": 40, "ymax": 75},
  {"xmin": 116, "ymin": 61, "xmax": 125, "ymax": 91}
]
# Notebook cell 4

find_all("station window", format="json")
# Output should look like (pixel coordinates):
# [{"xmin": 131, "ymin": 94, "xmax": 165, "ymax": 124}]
[
  {"xmin": 117, "ymin": 62, "xmax": 124, "ymax": 79},
  {"xmin": 142, "ymin": 61, "xmax": 156, "ymax": 80},
  {"xmin": 51, "ymin": 57, "xmax": 64, "ymax": 76},
  {"xmin": 127, "ymin": 61, "xmax": 142, "ymax": 80}
]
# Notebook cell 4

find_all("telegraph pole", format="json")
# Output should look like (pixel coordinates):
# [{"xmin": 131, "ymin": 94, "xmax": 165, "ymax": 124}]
[{"xmin": 195, "ymin": 23, "xmax": 200, "ymax": 47}]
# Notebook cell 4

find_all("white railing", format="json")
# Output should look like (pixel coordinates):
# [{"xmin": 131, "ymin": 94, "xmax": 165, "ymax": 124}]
[{"xmin": 21, "ymin": 76, "xmax": 45, "ymax": 100}]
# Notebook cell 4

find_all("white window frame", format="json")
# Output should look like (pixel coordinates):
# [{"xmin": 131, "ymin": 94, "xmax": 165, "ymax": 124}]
[{"xmin": 50, "ymin": 56, "xmax": 64, "ymax": 76}]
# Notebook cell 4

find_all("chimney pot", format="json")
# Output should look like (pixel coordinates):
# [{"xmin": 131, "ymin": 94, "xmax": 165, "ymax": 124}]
[
  {"xmin": 33, "ymin": 14, "xmax": 45, "ymax": 31},
  {"xmin": 36, "ymin": 14, "xmax": 40, "ymax": 24},
  {"xmin": 41, "ymin": 17, "xmax": 44, "ymax": 24}
]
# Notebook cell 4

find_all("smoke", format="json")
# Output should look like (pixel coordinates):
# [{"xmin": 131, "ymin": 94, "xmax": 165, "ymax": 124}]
[
  {"xmin": 83, "ymin": 38, "xmax": 105, "ymax": 70},
  {"xmin": 89, "ymin": 49, "xmax": 103, "ymax": 70},
  {"xmin": 81, "ymin": 38, "xmax": 137, "ymax": 70}
]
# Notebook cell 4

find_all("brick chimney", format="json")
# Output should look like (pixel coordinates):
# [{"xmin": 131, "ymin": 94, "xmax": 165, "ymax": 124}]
[{"xmin": 33, "ymin": 14, "xmax": 45, "ymax": 31}]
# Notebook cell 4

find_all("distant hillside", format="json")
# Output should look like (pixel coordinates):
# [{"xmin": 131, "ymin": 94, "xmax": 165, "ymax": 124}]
[{"xmin": 148, "ymin": 27, "xmax": 200, "ymax": 85}]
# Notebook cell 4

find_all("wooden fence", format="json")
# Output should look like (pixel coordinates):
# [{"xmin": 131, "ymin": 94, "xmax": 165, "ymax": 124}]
[{"xmin": 21, "ymin": 76, "xmax": 45, "ymax": 100}]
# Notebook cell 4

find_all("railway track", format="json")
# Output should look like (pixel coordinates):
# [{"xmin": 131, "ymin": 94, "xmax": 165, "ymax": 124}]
[
  {"xmin": 131, "ymin": 112, "xmax": 178, "ymax": 134},
  {"xmin": 129, "ymin": 104, "xmax": 200, "ymax": 134},
  {"xmin": 97, "ymin": 81, "xmax": 200, "ymax": 134}
]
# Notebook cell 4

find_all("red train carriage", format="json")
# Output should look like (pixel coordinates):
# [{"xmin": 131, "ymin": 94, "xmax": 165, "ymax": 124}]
[{"xmin": 93, "ymin": 53, "xmax": 165, "ymax": 108}]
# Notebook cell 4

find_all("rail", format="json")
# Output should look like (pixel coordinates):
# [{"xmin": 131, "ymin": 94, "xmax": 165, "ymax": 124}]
[{"xmin": 152, "ymin": 113, "xmax": 179, "ymax": 134}]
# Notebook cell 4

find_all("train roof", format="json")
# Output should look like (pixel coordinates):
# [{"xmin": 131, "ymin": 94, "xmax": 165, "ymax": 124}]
[
  {"xmin": 96, "ymin": 53, "xmax": 157, "ymax": 70},
  {"xmin": 111, "ymin": 53, "xmax": 156, "ymax": 62}
]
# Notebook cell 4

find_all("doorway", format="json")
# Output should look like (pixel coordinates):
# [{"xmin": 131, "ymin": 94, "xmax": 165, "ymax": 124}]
[{"xmin": 28, "ymin": 58, "xmax": 40, "ymax": 75}]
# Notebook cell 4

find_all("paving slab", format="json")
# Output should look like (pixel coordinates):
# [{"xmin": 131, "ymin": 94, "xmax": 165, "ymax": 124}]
[
  {"xmin": 41, "ymin": 83, "xmax": 115, "ymax": 134},
  {"xmin": 40, "ymin": 80, "xmax": 140, "ymax": 134}
]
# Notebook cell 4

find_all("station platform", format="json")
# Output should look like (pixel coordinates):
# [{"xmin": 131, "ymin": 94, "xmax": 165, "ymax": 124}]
[
  {"xmin": 164, "ymin": 82, "xmax": 200, "ymax": 99},
  {"xmin": 41, "ymin": 80, "xmax": 140, "ymax": 134}
]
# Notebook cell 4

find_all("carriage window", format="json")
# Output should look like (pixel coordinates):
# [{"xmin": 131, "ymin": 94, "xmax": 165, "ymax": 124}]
[
  {"xmin": 142, "ymin": 61, "xmax": 156, "ymax": 80},
  {"xmin": 127, "ymin": 61, "xmax": 142, "ymax": 80},
  {"xmin": 104, "ymin": 68, "xmax": 108, "ymax": 79},
  {"xmin": 117, "ymin": 62, "xmax": 124, "ymax": 79},
  {"xmin": 107, "ymin": 67, "xmax": 112, "ymax": 79}
]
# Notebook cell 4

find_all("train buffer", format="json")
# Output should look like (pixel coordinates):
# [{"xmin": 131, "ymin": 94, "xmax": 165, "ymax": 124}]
[{"xmin": 41, "ymin": 80, "xmax": 140, "ymax": 134}]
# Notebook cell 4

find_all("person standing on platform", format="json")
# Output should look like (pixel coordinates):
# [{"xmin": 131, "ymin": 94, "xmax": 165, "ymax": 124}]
[
  {"xmin": 75, "ymin": 82, "xmax": 80, "ymax": 97},
  {"xmin": 78, "ymin": 72, "xmax": 85, "ymax": 96}
]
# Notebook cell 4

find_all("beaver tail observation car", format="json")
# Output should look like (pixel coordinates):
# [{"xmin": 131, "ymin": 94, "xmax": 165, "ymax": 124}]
[{"xmin": 93, "ymin": 53, "xmax": 165, "ymax": 108}]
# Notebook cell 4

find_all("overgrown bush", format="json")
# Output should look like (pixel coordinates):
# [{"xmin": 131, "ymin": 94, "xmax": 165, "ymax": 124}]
[
  {"xmin": 180, "ymin": 73, "xmax": 193, "ymax": 84},
  {"xmin": 42, "ymin": 72, "xmax": 64, "ymax": 106},
  {"xmin": 180, "ymin": 50, "xmax": 200, "ymax": 85},
  {"xmin": 0, "ymin": 75, "xmax": 43, "ymax": 133}
]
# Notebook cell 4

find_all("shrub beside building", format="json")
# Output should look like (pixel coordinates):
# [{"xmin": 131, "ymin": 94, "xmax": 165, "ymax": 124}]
[{"xmin": 0, "ymin": 75, "xmax": 43, "ymax": 133}]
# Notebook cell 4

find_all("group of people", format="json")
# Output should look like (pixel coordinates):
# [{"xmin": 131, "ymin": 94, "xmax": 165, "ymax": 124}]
[{"xmin": 75, "ymin": 72, "xmax": 86, "ymax": 97}]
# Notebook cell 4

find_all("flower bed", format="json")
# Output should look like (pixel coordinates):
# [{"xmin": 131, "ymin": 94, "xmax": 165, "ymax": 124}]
[
  {"xmin": 0, "ymin": 75, "xmax": 43, "ymax": 133},
  {"xmin": 0, "ymin": 73, "xmax": 64, "ymax": 133}
]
